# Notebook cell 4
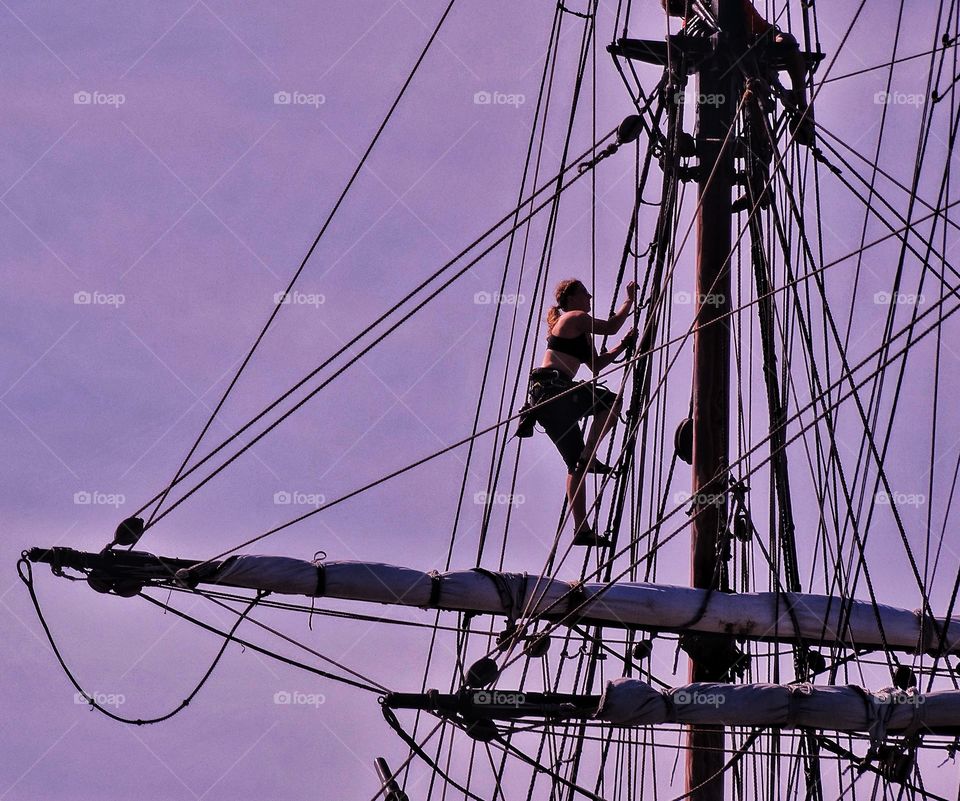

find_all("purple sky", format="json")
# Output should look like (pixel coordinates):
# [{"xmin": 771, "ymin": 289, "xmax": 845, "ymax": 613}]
[{"xmin": 4, "ymin": 1, "xmax": 960, "ymax": 798}]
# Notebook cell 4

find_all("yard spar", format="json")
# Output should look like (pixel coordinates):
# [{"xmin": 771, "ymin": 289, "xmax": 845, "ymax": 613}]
[{"xmin": 21, "ymin": 1, "xmax": 960, "ymax": 799}]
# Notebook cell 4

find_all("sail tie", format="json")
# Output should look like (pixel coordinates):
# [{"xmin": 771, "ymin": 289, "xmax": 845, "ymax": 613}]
[
  {"xmin": 427, "ymin": 571, "xmax": 443, "ymax": 608},
  {"xmin": 472, "ymin": 568, "xmax": 527, "ymax": 621},
  {"xmin": 784, "ymin": 683, "xmax": 812, "ymax": 729},
  {"xmin": 566, "ymin": 581, "xmax": 588, "ymax": 617}
]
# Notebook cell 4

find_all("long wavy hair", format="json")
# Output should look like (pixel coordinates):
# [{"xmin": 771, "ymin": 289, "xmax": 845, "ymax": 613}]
[{"xmin": 546, "ymin": 279, "xmax": 583, "ymax": 333}]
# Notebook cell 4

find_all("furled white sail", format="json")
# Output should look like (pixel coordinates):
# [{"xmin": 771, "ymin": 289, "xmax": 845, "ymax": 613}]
[
  {"xmin": 183, "ymin": 555, "xmax": 960, "ymax": 654},
  {"xmin": 595, "ymin": 678, "xmax": 956, "ymax": 735}
]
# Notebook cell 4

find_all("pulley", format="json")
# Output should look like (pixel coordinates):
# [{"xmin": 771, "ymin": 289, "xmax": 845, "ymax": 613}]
[
  {"xmin": 632, "ymin": 639, "xmax": 653, "ymax": 661},
  {"xmin": 674, "ymin": 417, "xmax": 693, "ymax": 464},
  {"xmin": 616, "ymin": 114, "xmax": 644, "ymax": 145},
  {"xmin": 464, "ymin": 717, "xmax": 499, "ymax": 743},
  {"xmin": 110, "ymin": 516, "xmax": 144, "ymax": 549},
  {"xmin": 733, "ymin": 510, "xmax": 752, "ymax": 542},
  {"xmin": 675, "ymin": 165, "xmax": 700, "ymax": 182},
  {"xmin": 86, "ymin": 572, "xmax": 144, "ymax": 597},
  {"xmin": 465, "ymin": 657, "xmax": 500, "ymax": 688},
  {"xmin": 523, "ymin": 634, "xmax": 550, "ymax": 659},
  {"xmin": 87, "ymin": 573, "xmax": 113, "ymax": 594},
  {"xmin": 806, "ymin": 649, "xmax": 827, "ymax": 676},
  {"xmin": 496, "ymin": 621, "xmax": 518, "ymax": 652},
  {"xmin": 893, "ymin": 664, "xmax": 917, "ymax": 690},
  {"xmin": 676, "ymin": 131, "xmax": 696, "ymax": 157},
  {"xmin": 873, "ymin": 743, "xmax": 915, "ymax": 784},
  {"xmin": 112, "ymin": 578, "xmax": 144, "ymax": 598}
]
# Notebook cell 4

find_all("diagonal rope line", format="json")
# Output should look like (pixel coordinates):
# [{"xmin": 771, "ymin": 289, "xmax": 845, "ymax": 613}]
[{"xmin": 144, "ymin": 0, "xmax": 460, "ymax": 528}]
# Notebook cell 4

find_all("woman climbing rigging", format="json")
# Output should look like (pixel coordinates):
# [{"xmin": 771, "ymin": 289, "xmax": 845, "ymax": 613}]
[{"xmin": 523, "ymin": 278, "xmax": 637, "ymax": 547}]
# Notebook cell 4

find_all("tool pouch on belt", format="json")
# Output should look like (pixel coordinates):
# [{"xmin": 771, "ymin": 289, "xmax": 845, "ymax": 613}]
[{"xmin": 514, "ymin": 369, "xmax": 566, "ymax": 439}]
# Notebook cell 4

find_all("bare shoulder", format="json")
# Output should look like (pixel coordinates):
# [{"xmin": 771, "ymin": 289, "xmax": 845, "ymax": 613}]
[{"xmin": 552, "ymin": 310, "xmax": 589, "ymax": 336}]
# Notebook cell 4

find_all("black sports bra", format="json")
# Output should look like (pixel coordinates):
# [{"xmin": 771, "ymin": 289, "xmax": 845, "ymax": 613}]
[{"xmin": 546, "ymin": 331, "xmax": 591, "ymax": 362}]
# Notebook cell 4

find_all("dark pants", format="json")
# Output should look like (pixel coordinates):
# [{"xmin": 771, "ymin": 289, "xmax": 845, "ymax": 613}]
[{"xmin": 527, "ymin": 368, "xmax": 618, "ymax": 474}]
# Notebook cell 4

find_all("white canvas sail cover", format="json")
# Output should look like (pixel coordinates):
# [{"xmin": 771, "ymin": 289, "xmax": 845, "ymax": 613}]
[
  {"xmin": 184, "ymin": 555, "xmax": 960, "ymax": 653},
  {"xmin": 595, "ymin": 678, "xmax": 960, "ymax": 737}
]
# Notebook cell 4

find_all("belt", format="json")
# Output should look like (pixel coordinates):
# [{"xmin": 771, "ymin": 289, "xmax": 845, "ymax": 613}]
[{"xmin": 530, "ymin": 367, "xmax": 573, "ymax": 383}]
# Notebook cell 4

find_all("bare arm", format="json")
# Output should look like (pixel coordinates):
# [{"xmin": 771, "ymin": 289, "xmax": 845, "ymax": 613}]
[
  {"xmin": 590, "ymin": 327, "xmax": 637, "ymax": 374},
  {"xmin": 599, "ymin": 280, "xmax": 637, "ymax": 334},
  {"xmin": 557, "ymin": 282, "xmax": 638, "ymax": 337}
]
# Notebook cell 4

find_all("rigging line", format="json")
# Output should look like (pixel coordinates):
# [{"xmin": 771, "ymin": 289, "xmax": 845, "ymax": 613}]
[
  {"xmin": 133, "ymin": 131, "xmax": 616, "ymax": 532},
  {"xmin": 822, "ymin": 41, "xmax": 959, "ymax": 85},
  {"xmin": 756, "ymin": 141, "xmax": 901, "ymax": 665},
  {"xmin": 927, "ymin": 38, "xmax": 960, "ymax": 600},
  {"xmin": 364, "ymin": 718, "xmax": 445, "ymax": 801},
  {"xmin": 490, "ymin": 734, "xmax": 606, "ymax": 801},
  {"xmin": 769, "ymin": 101, "xmax": 958, "ymax": 474},
  {"xmin": 810, "ymin": 131, "xmax": 960, "ymax": 271},
  {"xmin": 478, "ymin": 9, "xmax": 609, "ymax": 784},
  {"xmin": 485, "ymin": 8, "xmax": 614, "ymax": 650},
  {"xmin": 891, "ymin": 98, "xmax": 960, "ymax": 693},
  {"xmin": 840, "ymin": 0, "xmax": 907, "ymax": 352},
  {"xmin": 503, "ymin": 89, "xmax": 754, "ymax": 634},
  {"xmin": 192, "ymin": 588, "xmax": 390, "ymax": 693},
  {"xmin": 476, "ymin": 0, "xmax": 595, "ymax": 570},
  {"xmin": 784, "ymin": 144, "xmax": 956, "ymax": 628},
  {"xmin": 816, "ymin": 737, "xmax": 951, "ymax": 801},
  {"xmin": 813, "ymin": 123, "xmax": 960, "ymax": 235},
  {"xmin": 135, "ymin": 591, "xmax": 382, "ymax": 693},
  {"xmin": 444, "ymin": 0, "xmax": 561, "ymax": 573},
  {"xmin": 185, "ymin": 188, "xmax": 960, "ymax": 575},
  {"xmin": 144, "ymin": 132, "xmax": 617, "ymax": 532},
  {"xmin": 778, "ymin": 35, "xmax": 960, "ymax": 636},
  {"xmin": 17, "ymin": 556, "xmax": 265, "ymax": 725},
  {"xmin": 192, "ymin": 220, "xmax": 960, "ymax": 577},
  {"xmin": 158, "ymin": 583, "xmax": 474, "ymax": 632},
  {"xmin": 491, "ymin": 287, "xmax": 960, "ymax": 670},
  {"xmin": 754, "ymin": 211, "xmax": 854, "ymax": 663},
  {"xmin": 143, "ymin": 0, "xmax": 460, "ymax": 529},
  {"xmin": 669, "ymin": 729, "xmax": 765, "ymax": 801},
  {"xmin": 760, "ymin": 154, "xmax": 908, "ymax": 675},
  {"xmin": 413, "ymin": 6, "xmax": 567, "ymax": 787},
  {"xmin": 380, "ymin": 706, "xmax": 489, "ymax": 801},
  {"xmin": 827, "ymin": 159, "xmax": 960, "ymax": 663}
]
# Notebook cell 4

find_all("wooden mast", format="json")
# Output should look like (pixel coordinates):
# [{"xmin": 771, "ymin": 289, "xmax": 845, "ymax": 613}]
[{"xmin": 687, "ymin": 1, "xmax": 743, "ymax": 799}]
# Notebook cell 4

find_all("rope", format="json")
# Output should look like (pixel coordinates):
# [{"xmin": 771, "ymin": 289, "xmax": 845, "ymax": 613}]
[
  {"xmin": 144, "ymin": 0, "xmax": 461, "ymax": 527},
  {"xmin": 18, "ymin": 557, "xmax": 262, "ymax": 724}
]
